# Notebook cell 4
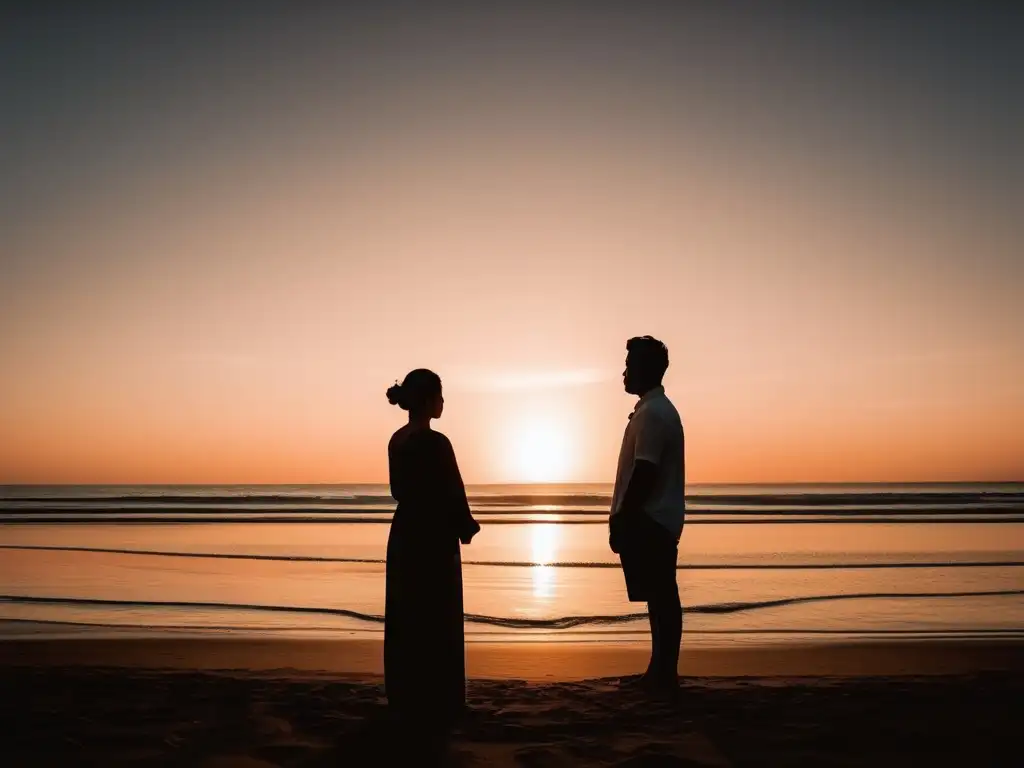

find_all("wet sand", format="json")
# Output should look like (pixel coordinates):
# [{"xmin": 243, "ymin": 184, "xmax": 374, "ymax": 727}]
[{"xmin": 2, "ymin": 638, "xmax": 1021, "ymax": 766}]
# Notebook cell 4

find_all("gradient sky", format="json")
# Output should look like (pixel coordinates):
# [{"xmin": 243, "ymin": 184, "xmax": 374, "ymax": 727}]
[{"xmin": 2, "ymin": 4, "xmax": 1022, "ymax": 484}]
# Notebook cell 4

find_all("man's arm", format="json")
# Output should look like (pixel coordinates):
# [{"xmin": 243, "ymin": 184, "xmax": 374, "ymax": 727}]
[
  {"xmin": 610, "ymin": 407, "xmax": 666, "ymax": 553},
  {"xmin": 623, "ymin": 405, "xmax": 667, "ymax": 517},
  {"xmin": 610, "ymin": 460, "xmax": 659, "ymax": 553},
  {"xmin": 617, "ymin": 460, "xmax": 658, "ymax": 520}
]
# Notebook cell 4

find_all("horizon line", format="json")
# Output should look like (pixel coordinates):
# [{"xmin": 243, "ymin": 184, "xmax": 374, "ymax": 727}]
[{"xmin": 2, "ymin": 479, "xmax": 1022, "ymax": 488}]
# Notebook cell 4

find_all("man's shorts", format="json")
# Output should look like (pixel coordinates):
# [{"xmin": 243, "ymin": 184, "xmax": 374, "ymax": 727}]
[{"xmin": 618, "ymin": 514, "xmax": 678, "ymax": 603}]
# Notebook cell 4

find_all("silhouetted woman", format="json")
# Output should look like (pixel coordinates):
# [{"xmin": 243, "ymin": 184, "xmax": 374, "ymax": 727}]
[{"xmin": 385, "ymin": 369, "xmax": 480, "ymax": 730}]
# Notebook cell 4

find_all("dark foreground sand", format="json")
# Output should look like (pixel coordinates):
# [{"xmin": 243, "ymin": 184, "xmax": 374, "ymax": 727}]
[{"xmin": 2, "ymin": 639, "xmax": 1021, "ymax": 767}]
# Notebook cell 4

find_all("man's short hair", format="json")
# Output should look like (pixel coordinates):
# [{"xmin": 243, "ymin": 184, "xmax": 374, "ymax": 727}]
[{"xmin": 627, "ymin": 336, "xmax": 669, "ymax": 378}]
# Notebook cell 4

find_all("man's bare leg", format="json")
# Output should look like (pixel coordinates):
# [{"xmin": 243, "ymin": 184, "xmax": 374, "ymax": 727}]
[
  {"xmin": 642, "ymin": 584, "xmax": 681, "ymax": 697},
  {"xmin": 642, "ymin": 604, "xmax": 661, "ymax": 681}
]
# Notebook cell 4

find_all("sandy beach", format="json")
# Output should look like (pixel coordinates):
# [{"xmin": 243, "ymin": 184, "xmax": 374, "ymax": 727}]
[{"xmin": 2, "ymin": 638, "xmax": 1021, "ymax": 766}]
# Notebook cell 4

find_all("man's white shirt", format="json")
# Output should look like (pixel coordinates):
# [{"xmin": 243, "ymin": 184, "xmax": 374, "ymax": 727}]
[{"xmin": 610, "ymin": 386, "xmax": 686, "ymax": 540}]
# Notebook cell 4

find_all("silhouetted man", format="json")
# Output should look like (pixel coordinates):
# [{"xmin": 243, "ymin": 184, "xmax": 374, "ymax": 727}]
[{"xmin": 609, "ymin": 336, "xmax": 685, "ymax": 695}]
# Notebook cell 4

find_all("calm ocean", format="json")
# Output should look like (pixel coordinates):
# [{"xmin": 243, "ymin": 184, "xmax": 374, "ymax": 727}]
[{"xmin": 2, "ymin": 483, "xmax": 1022, "ymax": 646}]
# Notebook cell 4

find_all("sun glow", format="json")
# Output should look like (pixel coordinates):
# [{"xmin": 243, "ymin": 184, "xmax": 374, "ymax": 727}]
[
  {"xmin": 530, "ymin": 523, "xmax": 559, "ymax": 566},
  {"xmin": 530, "ymin": 524, "xmax": 561, "ymax": 599},
  {"xmin": 509, "ymin": 421, "xmax": 572, "ymax": 483}
]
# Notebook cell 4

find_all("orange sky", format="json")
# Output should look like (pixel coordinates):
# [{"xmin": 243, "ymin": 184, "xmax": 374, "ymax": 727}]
[{"xmin": 1, "ymin": 6, "xmax": 1022, "ymax": 484}]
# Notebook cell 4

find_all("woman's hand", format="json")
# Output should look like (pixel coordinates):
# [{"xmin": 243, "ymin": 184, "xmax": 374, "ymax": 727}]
[{"xmin": 460, "ymin": 516, "xmax": 481, "ymax": 545}]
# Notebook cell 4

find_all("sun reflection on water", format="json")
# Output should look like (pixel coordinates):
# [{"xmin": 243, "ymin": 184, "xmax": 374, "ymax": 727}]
[{"xmin": 530, "ymin": 523, "xmax": 561, "ymax": 599}]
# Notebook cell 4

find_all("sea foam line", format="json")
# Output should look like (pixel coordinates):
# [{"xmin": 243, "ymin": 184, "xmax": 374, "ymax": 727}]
[
  {"xmin": 2, "ymin": 615, "xmax": 1023, "ymax": 638},
  {"xmin": 2, "ymin": 544, "xmax": 1023, "ymax": 570},
  {"xmin": 1, "ymin": 515, "xmax": 1021, "ymax": 525},
  {"xmin": 3, "ymin": 491, "xmax": 1021, "ymax": 506},
  {"xmin": 1, "ymin": 589, "xmax": 1021, "ymax": 629}
]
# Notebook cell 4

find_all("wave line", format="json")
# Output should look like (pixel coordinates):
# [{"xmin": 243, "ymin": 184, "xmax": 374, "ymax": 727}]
[
  {"xmin": 2, "ymin": 589, "xmax": 1021, "ymax": 628},
  {"xmin": 2, "ymin": 544, "xmax": 1023, "ymax": 571},
  {"xmin": 2, "ymin": 616, "xmax": 1023, "ymax": 638},
  {"xmin": 3, "ymin": 491, "xmax": 1021, "ymax": 507},
  {"xmin": 2, "ymin": 515, "xmax": 1022, "ymax": 525}
]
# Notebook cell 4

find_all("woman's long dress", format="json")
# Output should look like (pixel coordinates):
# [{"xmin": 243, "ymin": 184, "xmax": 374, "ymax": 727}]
[{"xmin": 385, "ymin": 427, "xmax": 479, "ymax": 726}]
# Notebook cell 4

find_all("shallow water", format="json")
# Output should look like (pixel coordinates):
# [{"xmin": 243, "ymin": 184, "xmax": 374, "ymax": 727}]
[{"xmin": 1, "ymin": 483, "xmax": 1022, "ymax": 646}]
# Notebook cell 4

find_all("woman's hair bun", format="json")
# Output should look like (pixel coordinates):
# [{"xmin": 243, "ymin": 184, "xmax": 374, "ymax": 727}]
[
  {"xmin": 386, "ymin": 369, "xmax": 440, "ymax": 413},
  {"xmin": 386, "ymin": 382, "xmax": 406, "ymax": 409}
]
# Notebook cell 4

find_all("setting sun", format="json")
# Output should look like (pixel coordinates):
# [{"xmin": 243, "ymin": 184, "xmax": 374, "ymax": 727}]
[{"xmin": 509, "ymin": 422, "xmax": 572, "ymax": 483}]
